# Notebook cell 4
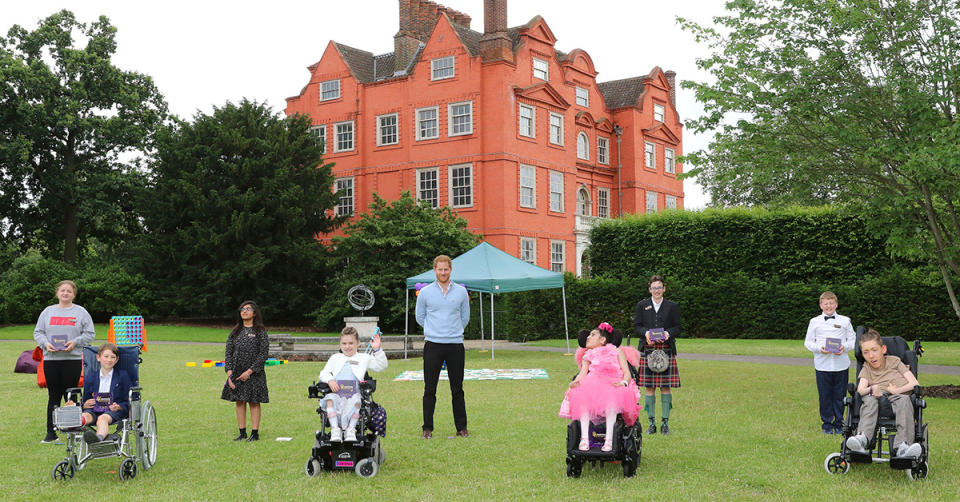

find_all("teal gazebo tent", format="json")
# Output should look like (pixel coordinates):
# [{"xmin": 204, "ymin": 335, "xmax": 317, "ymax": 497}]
[{"xmin": 404, "ymin": 242, "xmax": 570, "ymax": 358}]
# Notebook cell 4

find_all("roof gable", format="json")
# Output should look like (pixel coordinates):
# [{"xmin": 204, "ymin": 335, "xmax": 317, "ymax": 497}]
[
  {"xmin": 642, "ymin": 66, "xmax": 671, "ymax": 92},
  {"xmin": 518, "ymin": 16, "xmax": 557, "ymax": 46},
  {"xmin": 513, "ymin": 82, "xmax": 570, "ymax": 110},
  {"xmin": 561, "ymin": 49, "xmax": 598, "ymax": 78},
  {"xmin": 644, "ymin": 122, "xmax": 681, "ymax": 145}
]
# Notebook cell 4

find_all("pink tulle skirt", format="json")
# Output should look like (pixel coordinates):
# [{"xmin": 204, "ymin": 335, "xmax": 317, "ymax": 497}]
[{"xmin": 558, "ymin": 372, "xmax": 641, "ymax": 426}]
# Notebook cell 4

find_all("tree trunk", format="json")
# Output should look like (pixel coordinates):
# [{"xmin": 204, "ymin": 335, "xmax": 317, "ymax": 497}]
[{"xmin": 63, "ymin": 202, "xmax": 78, "ymax": 263}]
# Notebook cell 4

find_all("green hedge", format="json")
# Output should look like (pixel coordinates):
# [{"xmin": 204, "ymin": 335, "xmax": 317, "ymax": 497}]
[{"xmin": 589, "ymin": 206, "xmax": 909, "ymax": 284}]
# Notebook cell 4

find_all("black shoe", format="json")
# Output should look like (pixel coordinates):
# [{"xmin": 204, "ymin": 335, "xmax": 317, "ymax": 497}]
[
  {"xmin": 83, "ymin": 430, "xmax": 100, "ymax": 444},
  {"xmin": 41, "ymin": 431, "xmax": 58, "ymax": 444},
  {"xmin": 246, "ymin": 433, "xmax": 259, "ymax": 442},
  {"xmin": 647, "ymin": 419, "xmax": 657, "ymax": 435},
  {"xmin": 233, "ymin": 433, "xmax": 247, "ymax": 441},
  {"xmin": 661, "ymin": 419, "xmax": 670, "ymax": 435}
]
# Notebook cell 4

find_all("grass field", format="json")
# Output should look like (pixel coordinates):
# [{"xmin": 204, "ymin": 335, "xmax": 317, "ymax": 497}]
[{"xmin": 3, "ymin": 334, "xmax": 958, "ymax": 500}]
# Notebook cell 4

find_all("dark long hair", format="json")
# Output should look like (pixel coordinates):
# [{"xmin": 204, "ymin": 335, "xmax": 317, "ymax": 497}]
[{"xmin": 229, "ymin": 300, "xmax": 266, "ymax": 338}]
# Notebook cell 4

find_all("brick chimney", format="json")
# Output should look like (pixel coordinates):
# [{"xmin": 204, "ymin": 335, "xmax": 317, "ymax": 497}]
[
  {"xmin": 665, "ymin": 70, "xmax": 677, "ymax": 108},
  {"xmin": 395, "ymin": 0, "xmax": 473, "ymax": 71},
  {"xmin": 480, "ymin": 0, "xmax": 512, "ymax": 62}
]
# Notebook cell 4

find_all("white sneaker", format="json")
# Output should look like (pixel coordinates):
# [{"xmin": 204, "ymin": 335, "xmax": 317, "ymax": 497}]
[
  {"xmin": 845, "ymin": 434, "xmax": 867, "ymax": 453},
  {"xmin": 896, "ymin": 442, "xmax": 922, "ymax": 459},
  {"xmin": 329, "ymin": 428, "xmax": 342, "ymax": 442},
  {"xmin": 344, "ymin": 428, "xmax": 357, "ymax": 442}
]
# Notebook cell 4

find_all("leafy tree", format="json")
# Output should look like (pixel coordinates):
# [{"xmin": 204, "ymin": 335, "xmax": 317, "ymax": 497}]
[
  {"xmin": 680, "ymin": 0, "xmax": 960, "ymax": 318},
  {"xmin": 316, "ymin": 192, "xmax": 480, "ymax": 331},
  {"xmin": 0, "ymin": 10, "xmax": 167, "ymax": 262},
  {"xmin": 134, "ymin": 100, "xmax": 341, "ymax": 321}
]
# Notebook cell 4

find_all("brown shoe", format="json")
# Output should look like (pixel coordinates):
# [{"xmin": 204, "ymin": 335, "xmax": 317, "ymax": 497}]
[
  {"xmin": 456, "ymin": 429, "xmax": 469, "ymax": 438},
  {"xmin": 422, "ymin": 429, "xmax": 433, "ymax": 439}
]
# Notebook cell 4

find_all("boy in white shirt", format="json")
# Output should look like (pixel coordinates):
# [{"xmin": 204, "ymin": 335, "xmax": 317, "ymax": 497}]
[{"xmin": 803, "ymin": 291, "xmax": 855, "ymax": 434}]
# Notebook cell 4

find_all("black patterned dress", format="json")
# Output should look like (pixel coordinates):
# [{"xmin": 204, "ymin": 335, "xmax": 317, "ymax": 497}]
[{"xmin": 220, "ymin": 327, "xmax": 270, "ymax": 403}]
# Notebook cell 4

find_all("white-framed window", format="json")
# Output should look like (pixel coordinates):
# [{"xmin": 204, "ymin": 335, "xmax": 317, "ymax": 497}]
[
  {"xmin": 309, "ymin": 125, "xmax": 325, "ymax": 153},
  {"xmin": 518, "ymin": 104, "xmax": 535, "ymax": 138},
  {"xmin": 597, "ymin": 188, "xmax": 610, "ymax": 218},
  {"xmin": 549, "ymin": 112, "xmax": 564, "ymax": 145},
  {"xmin": 520, "ymin": 237, "xmax": 536, "ymax": 265},
  {"xmin": 575, "ymin": 86, "xmax": 589, "ymax": 107},
  {"xmin": 654, "ymin": 103, "xmax": 665, "ymax": 122},
  {"xmin": 646, "ymin": 191, "xmax": 658, "ymax": 213},
  {"xmin": 519, "ymin": 164, "xmax": 536, "ymax": 208},
  {"xmin": 597, "ymin": 136, "xmax": 609, "ymax": 165},
  {"xmin": 665, "ymin": 148, "xmax": 676, "ymax": 174},
  {"xmin": 576, "ymin": 187, "xmax": 591, "ymax": 217},
  {"xmin": 320, "ymin": 79, "xmax": 340, "ymax": 101},
  {"xmin": 550, "ymin": 240, "xmax": 565, "ymax": 272},
  {"xmin": 576, "ymin": 132, "xmax": 589, "ymax": 160},
  {"xmin": 645, "ymin": 142, "xmax": 656, "ymax": 169},
  {"xmin": 666, "ymin": 195, "xmax": 677, "ymax": 210},
  {"xmin": 533, "ymin": 58, "xmax": 549, "ymax": 80},
  {"xmin": 448, "ymin": 101, "xmax": 473, "ymax": 136},
  {"xmin": 335, "ymin": 177, "xmax": 354, "ymax": 216},
  {"xmin": 377, "ymin": 113, "xmax": 398, "ymax": 146},
  {"xmin": 449, "ymin": 163, "xmax": 473, "ymax": 208},
  {"xmin": 416, "ymin": 106, "xmax": 439, "ymax": 140},
  {"xmin": 549, "ymin": 170, "xmax": 564, "ymax": 212},
  {"xmin": 417, "ymin": 168, "xmax": 439, "ymax": 208},
  {"xmin": 334, "ymin": 121, "xmax": 354, "ymax": 152},
  {"xmin": 431, "ymin": 56, "xmax": 455, "ymax": 80}
]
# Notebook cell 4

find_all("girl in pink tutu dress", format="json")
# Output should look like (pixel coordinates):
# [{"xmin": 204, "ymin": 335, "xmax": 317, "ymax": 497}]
[{"xmin": 559, "ymin": 325, "xmax": 640, "ymax": 451}]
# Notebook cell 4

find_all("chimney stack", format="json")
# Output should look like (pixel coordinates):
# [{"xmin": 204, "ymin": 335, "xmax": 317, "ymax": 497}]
[
  {"xmin": 664, "ymin": 70, "xmax": 677, "ymax": 108},
  {"xmin": 480, "ymin": 0, "xmax": 512, "ymax": 62}
]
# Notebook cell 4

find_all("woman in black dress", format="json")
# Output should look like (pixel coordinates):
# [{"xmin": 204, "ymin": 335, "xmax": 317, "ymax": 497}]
[{"xmin": 221, "ymin": 300, "xmax": 269, "ymax": 441}]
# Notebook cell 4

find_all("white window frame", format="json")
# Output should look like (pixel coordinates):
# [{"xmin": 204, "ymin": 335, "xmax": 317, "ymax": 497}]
[
  {"xmin": 549, "ymin": 170, "xmax": 564, "ymax": 213},
  {"xmin": 320, "ymin": 79, "xmax": 340, "ymax": 101},
  {"xmin": 550, "ymin": 240, "xmax": 565, "ymax": 272},
  {"xmin": 646, "ymin": 190, "xmax": 658, "ymax": 213},
  {"xmin": 654, "ymin": 103, "xmax": 665, "ymax": 122},
  {"xmin": 576, "ymin": 132, "xmax": 589, "ymax": 160},
  {"xmin": 597, "ymin": 188, "xmax": 610, "ymax": 218},
  {"xmin": 665, "ymin": 148, "xmax": 676, "ymax": 174},
  {"xmin": 449, "ymin": 163, "xmax": 473, "ymax": 208},
  {"xmin": 335, "ymin": 177, "xmax": 354, "ymax": 216},
  {"xmin": 431, "ymin": 56, "xmax": 455, "ymax": 80},
  {"xmin": 645, "ymin": 142, "xmax": 656, "ymax": 169},
  {"xmin": 416, "ymin": 167, "xmax": 439, "ymax": 208},
  {"xmin": 666, "ymin": 195, "xmax": 677, "ymax": 210},
  {"xmin": 416, "ymin": 106, "xmax": 439, "ymax": 140},
  {"xmin": 309, "ymin": 125, "xmax": 326, "ymax": 153},
  {"xmin": 575, "ymin": 86, "xmax": 589, "ymax": 107},
  {"xmin": 448, "ymin": 101, "xmax": 473, "ymax": 136},
  {"xmin": 520, "ymin": 237, "xmax": 537, "ymax": 265},
  {"xmin": 518, "ymin": 104, "xmax": 535, "ymax": 138},
  {"xmin": 519, "ymin": 164, "xmax": 536, "ymax": 208},
  {"xmin": 377, "ymin": 113, "xmax": 398, "ymax": 146},
  {"xmin": 597, "ymin": 136, "xmax": 609, "ymax": 165},
  {"xmin": 549, "ymin": 112, "xmax": 564, "ymax": 146},
  {"xmin": 576, "ymin": 186, "xmax": 591, "ymax": 217},
  {"xmin": 334, "ymin": 120, "xmax": 354, "ymax": 152},
  {"xmin": 533, "ymin": 58, "xmax": 549, "ymax": 81}
]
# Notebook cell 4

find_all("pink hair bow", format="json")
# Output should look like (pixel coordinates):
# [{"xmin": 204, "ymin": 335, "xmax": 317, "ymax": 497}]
[{"xmin": 598, "ymin": 322, "xmax": 613, "ymax": 333}]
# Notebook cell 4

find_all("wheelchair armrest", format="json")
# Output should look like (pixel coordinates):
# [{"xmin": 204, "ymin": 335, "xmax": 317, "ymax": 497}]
[
  {"xmin": 847, "ymin": 382, "xmax": 857, "ymax": 396},
  {"xmin": 360, "ymin": 379, "xmax": 377, "ymax": 394},
  {"xmin": 308, "ymin": 381, "xmax": 332, "ymax": 398},
  {"xmin": 65, "ymin": 387, "xmax": 83, "ymax": 403}
]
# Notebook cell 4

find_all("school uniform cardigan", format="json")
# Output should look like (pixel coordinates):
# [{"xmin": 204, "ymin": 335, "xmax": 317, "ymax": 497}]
[{"xmin": 82, "ymin": 368, "xmax": 133, "ymax": 415}]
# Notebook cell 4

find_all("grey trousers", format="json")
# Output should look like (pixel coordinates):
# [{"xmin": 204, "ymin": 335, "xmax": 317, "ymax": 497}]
[{"xmin": 857, "ymin": 394, "xmax": 914, "ymax": 447}]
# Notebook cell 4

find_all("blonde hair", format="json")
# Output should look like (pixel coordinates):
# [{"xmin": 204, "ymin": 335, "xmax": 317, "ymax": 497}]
[
  {"xmin": 859, "ymin": 328, "xmax": 883, "ymax": 347},
  {"xmin": 97, "ymin": 342, "xmax": 119, "ymax": 356},
  {"xmin": 820, "ymin": 291, "xmax": 838, "ymax": 302},
  {"xmin": 340, "ymin": 326, "xmax": 359, "ymax": 341},
  {"xmin": 55, "ymin": 280, "xmax": 78, "ymax": 296}
]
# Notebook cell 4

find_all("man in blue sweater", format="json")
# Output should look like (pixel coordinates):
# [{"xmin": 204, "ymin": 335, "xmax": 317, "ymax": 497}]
[{"xmin": 415, "ymin": 255, "xmax": 470, "ymax": 439}]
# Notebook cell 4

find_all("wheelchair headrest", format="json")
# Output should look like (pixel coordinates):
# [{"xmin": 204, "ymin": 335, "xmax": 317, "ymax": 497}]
[{"xmin": 854, "ymin": 332, "xmax": 918, "ymax": 377}]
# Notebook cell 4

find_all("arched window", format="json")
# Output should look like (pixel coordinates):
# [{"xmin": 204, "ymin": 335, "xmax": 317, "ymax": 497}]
[
  {"xmin": 577, "ymin": 186, "xmax": 591, "ymax": 216},
  {"xmin": 577, "ymin": 132, "xmax": 589, "ymax": 160}
]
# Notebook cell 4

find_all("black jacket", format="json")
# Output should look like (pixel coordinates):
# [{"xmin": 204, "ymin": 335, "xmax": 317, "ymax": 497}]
[{"xmin": 633, "ymin": 298, "xmax": 681, "ymax": 353}]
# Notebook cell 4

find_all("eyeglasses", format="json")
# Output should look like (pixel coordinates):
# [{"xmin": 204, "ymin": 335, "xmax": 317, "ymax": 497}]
[
  {"xmin": 239, "ymin": 307, "xmax": 254, "ymax": 312},
  {"xmin": 650, "ymin": 286, "xmax": 665, "ymax": 291}
]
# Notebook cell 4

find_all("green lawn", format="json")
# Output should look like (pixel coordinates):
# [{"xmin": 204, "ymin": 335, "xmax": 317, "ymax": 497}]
[
  {"xmin": 527, "ymin": 337, "xmax": 960, "ymax": 367},
  {"xmin": 3, "ymin": 337, "xmax": 958, "ymax": 500}
]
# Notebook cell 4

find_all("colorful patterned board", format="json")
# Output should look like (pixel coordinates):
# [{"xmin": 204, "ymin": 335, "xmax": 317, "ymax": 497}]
[
  {"xmin": 393, "ymin": 368, "xmax": 549, "ymax": 381},
  {"xmin": 108, "ymin": 315, "xmax": 146, "ymax": 349}
]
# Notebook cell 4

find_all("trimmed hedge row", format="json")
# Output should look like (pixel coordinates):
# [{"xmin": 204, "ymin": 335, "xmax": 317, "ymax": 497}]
[
  {"xmin": 589, "ymin": 206, "xmax": 909, "ymax": 284},
  {"xmin": 501, "ymin": 271, "xmax": 960, "ymax": 342}
]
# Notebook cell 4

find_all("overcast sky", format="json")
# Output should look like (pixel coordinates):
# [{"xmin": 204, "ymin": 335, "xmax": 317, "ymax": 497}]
[{"xmin": 5, "ymin": 0, "xmax": 731, "ymax": 209}]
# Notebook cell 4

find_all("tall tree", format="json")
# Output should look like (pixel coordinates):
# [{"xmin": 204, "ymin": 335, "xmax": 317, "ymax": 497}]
[
  {"xmin": 136, "ymin": 100, "xmax": 342, "ymax": 320},
  {"xmin": 0, "ymin": 10, "xmax": 167, "ymax": 262},
  {"xmin": 317, "ymin": 192, "xmax": 479, "ymax": 331},
  {"xmin": 680, "ymin": 0, "xmax": 960, "ymax": 318}
]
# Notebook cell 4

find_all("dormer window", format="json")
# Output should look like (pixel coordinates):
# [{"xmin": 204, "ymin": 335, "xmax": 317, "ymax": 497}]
[
  {"xmin": 431, "ymin": 56, "xmax": 455, "ymax": 80},
  {"xmin": 321, "ymin": 79, "xmax": 340, "ymax": 101},
  {"xmin": 576, "ymin": 87, "xmax": 589, "ymax": 107},
  {"xmin": 533, "ymin": 58, "xmax": 549, "ymax": 81},
  {"xmin": 654, "ymin": 103, "xmax": 665, "ymax": 122}
]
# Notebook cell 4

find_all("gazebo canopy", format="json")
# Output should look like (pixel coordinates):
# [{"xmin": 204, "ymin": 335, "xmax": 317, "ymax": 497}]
[{"xmin": 405, "ymin": 242, "xmax": 563, "ymax": 293}]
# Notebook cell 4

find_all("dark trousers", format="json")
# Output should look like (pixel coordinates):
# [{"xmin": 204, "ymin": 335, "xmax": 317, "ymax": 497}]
[
  {"xmin": 815, "ymin": 368, "xmax": 848, "ymax": 431},
  {"xmin": 422, "ymin": 341, "xmax": 466, "ymax": 431},
  {"xmin": 44, "ymin": 359, "xmax": 82, "ymax": 434}
]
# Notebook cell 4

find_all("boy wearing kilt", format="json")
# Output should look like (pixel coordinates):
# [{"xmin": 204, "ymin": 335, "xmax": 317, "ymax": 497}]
[{"xmin": 634, "ymin": 275, "xmax": 681, "ymax": 435}]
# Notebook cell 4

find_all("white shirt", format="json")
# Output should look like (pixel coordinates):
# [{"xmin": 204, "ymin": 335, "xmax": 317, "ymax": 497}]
[
  {"xmin": 804, "ymin": 312, "xmax": 855, "ymax": 371},
  {"xmin": 98, "ymin": 368, "xmax": 114, "ymax": 393},
  {"xmin": 651, "ymin": 298, "xmax": 663, "ymax": 313}
]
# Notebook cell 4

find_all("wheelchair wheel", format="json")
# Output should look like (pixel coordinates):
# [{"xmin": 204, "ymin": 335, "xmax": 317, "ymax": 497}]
[
  {"xmin": 906, "ymin": 460, "xmax": 928, "ymax": 480},
  {"xmin": 355, "ymin": 458, "xmax": 378, "ymax": 478},
  {"xmin": 119, "ymin": 458, "xmax": 137, "ymax": 481},
  {"xmin": 824, "ymin": 452, "xmax": 850, "ymax": 475},
  {"xmin": 52, "ymin": 460, "xmax": 75, "ymax": 481},
  {"xmin": 566, "ymin": 457, "xmax": 583, "ymax": 478},
  {"xmin": 139, "ymin": 401, "xmax": 158, "ymax": 470},
  {"xmin": 305, "ymin": 458, "xmax": 322, "ymax": 477}
]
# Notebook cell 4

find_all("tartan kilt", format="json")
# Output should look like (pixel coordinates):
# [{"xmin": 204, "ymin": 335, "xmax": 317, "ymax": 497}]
[{"xmin": 638, "ymin": 341, "xmax": 680, "ymax": 388}]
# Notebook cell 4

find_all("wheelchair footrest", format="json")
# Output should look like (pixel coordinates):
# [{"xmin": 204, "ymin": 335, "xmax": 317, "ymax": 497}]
[
  {"xmin": 889, "ymin": 456, "xmax": 916, "ymax": 470},
  {"xmin": 847, "ymin": 451, "xmax": 873, "ymax": 464}
]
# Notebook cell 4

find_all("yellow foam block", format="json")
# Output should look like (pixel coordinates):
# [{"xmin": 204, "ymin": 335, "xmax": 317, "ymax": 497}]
[
  {"xmin": 186, "ymin": 362, "xmax": 197, "ymax": 367},
  {"xmin": 201, "ymin": 362, "xmax": 214, "ymax": 368}
]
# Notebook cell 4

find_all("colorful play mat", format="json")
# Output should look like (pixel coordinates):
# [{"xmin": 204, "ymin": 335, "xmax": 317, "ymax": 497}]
[{"xmin": 393, "ymin": 368, "xmax": 549, "ymax": 381}]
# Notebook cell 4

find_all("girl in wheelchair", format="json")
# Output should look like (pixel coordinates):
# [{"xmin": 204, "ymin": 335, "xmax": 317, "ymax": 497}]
[
  {"xmin": 317, "ymin": 327, "xmax": 387, "ymax": 442},
  {"xmin": 66, "ymin": 343, "xmax": 132, "ymax": 444}
]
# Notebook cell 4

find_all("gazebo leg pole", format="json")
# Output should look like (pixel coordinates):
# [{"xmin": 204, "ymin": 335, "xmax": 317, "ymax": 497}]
[
  {"xmin": 490, "ymin": 293, "xmax": 495, "ymax": 360},
  {"xmin": 562, "ymin": 286, "xmax": 570, "ymax": 354},
  {"xmin": 404, "ymin": 288, "xmax": 409, "ymax": 360},
  {"xmin": 479, "ymin": 291, "xmax": 484, "ymax": 345}
]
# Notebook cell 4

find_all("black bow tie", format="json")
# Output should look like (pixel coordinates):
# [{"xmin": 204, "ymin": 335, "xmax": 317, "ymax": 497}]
[{"xmin": 824, "ymin": 315, "xmax": 835, "ymax": 321}]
